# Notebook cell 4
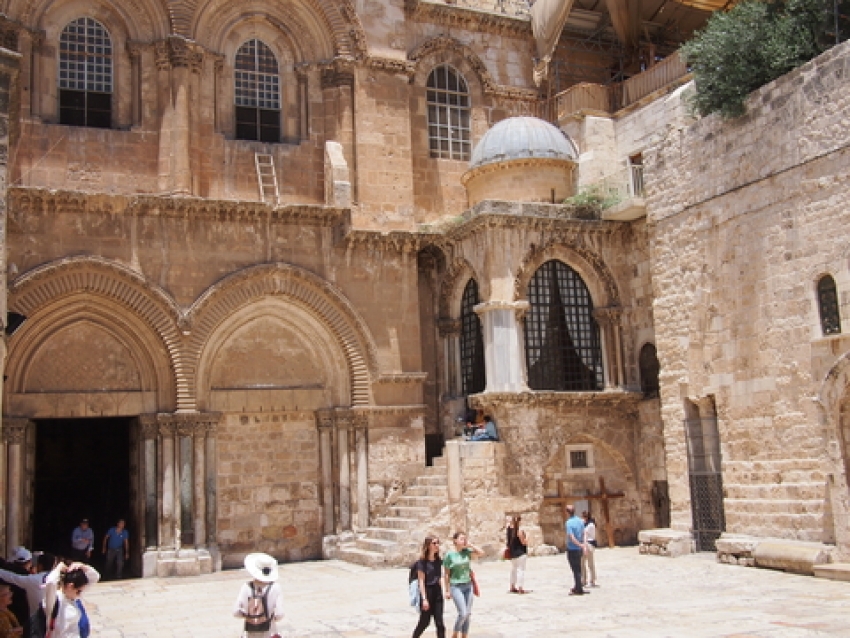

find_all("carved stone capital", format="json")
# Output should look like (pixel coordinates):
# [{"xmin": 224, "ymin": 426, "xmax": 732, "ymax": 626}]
[
  {"xmin": 315, "ymin": 409, "xmax": 335, "ymax": 430},
  {"xmin": 439, "ymin": 318, "xmax": 462, "ymax": 336},
  {"xmin": 474, "ymin": 300, "xmax": 530, "ymax": 318},
  {"xmin": 126, "ymin": 41, "xmax": 145, "ymax": 60},
  {"xmin": 2, "ymin": 418, "xmax": 31, "ymax": 445},
  {"xmin": 141, "ymin": 412, "xmax": 221, "ymax": 437},
  {"xmin": 139, "ymin": 414, "xmax": 160, "ymax": 440},
  {"xmin": 154, "ymin": 36, "xmax": 204, "ymax": 72},
  {"xmin": 0, "ymin": 15, "xmax": 21, "ymax": 52},
  {"xmin": 592, "ymin": 306, "xmax": 623, "ymax": 327}
]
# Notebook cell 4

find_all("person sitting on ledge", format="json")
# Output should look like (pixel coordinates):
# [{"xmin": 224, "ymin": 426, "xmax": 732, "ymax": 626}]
[{"xmin": 469, "ymin": 415, "xmax": 499, "ymax": 441}]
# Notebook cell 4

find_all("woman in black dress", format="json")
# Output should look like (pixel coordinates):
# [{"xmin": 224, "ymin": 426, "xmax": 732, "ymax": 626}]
[
  {"xmin": 506, "ymin": 515, "xmax": 528, "ymax": 594},
  {"xmin": 412, "ymin": 536, "xmax": 445, "ymax": 638}
]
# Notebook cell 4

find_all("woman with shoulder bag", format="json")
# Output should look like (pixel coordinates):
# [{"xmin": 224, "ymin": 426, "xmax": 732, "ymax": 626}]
[
  {"xmin": 506, "ymin": 515, "xmax": 528, "ymax": 594},
  {"xmin": 234, "ymin": 553, "xmax": 284, "ymax": 638},
  {"xmin": 412, "ymin": 536, "xmax": 445, "ymax": 638}
]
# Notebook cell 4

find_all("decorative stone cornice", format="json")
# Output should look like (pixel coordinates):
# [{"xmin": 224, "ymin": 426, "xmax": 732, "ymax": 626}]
[
  {"xmin": 461, "ymin": 157, "xmax": 576, "ymax": 186},
  {"xmin": 7, "ymin": 188, "xmax": 350, "ymax": 229},
  {"xmin": 140, "ymin": 412, "xmax": 222, "ymax": 437},
  {"xmin": 375, "ymin": 372, "xmax": 428, "ymax": 384},
  {"xmin": 337, "ymin": 0, "xmax": 369, "ymax": 59},
  {"xmin": 469, "ymin": 390, "xmax": 641, "ymax": 410},
  {"xmin": 2, "ymin": 418, "xmax": 30, "ymax": 444},
  {"xmin": 364, "ymin": 56, "xmax": 415, "ymax": 78},
  {"xmin": 473, "ymin": 300, "xmax": 529, "ymax": 317},
  {"xmin": 439, "ymin": 211, "xmax": 618, "ymax": 246},
  {"xmin": 360, "ymin": 405, "xmax": 428, "ymax": 417},
  {"xmin": 341, "ymin": 230, "xmax": 425, "ymax": 253},
  {"xmin": 405, "ymin": 0, "xmax": 532, "ymax": 37}
]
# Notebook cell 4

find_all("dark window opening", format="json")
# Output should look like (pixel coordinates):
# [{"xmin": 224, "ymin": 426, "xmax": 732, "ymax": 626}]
[
  {"xmin": 59, "ymin": 17, "xmax": 112, "ymax": 129},
  {"xmin": 460, "ymin": 279, "xmax": 486, "ymax": 395},
  {"xmin": 818, "ymin": 275, "xmax": 842, "ymax": 335},
  {"xmin": 235, "ymin": 39, "xmax": 281, "ymax": 143},
  {"xmin": 525, "ymin": 260, "xmax": 604, "ymax": 391},
  {"xmin": 570, "ymin": 449, "xmax": 588, "ymax": 469},
  {"xmin": 639, "ymin": 342, "xmax": 661, "ymax": 398}
]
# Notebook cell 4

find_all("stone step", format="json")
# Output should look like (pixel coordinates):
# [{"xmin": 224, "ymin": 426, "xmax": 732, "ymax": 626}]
[
  {"xmin": 336, "ymin": 545, "xmax": 386, "ymax": 568},
  {"xmin": 430, "ymin": 456, "xmax": 447, "ymax": 468},
  {"xmin": 396, "ymin": 495, "xmax": 443, "ymax": 508},
  {"xmin": 375, "ymin": 516, "xmax": 420, "ymax": 530},
  {"xmin": 405, "ymin": 485, "xmax": 448, "ymax": 498},
  {"xmin": 356, "ymin": 537, "xmax": 399, "ymax": 553},
  {"xmin": 366, "ymin": 527, "xmax": 410, "ymax": 542},
  {"xmin": 414, "ymin": 474, "xmax": 447, "ymax": 486},
  {"xmin": 390, "ymin": 505, "xmax": 431, "ymax": 518},
  {"xmin": 813, "ymin": 563, "xmax": 850, "ymax": 582}
]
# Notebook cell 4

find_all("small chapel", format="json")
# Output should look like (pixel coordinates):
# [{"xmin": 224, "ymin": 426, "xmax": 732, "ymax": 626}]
[{"xmin": 0, "ymin": 0, "xmax": 847, "ymax": 577}]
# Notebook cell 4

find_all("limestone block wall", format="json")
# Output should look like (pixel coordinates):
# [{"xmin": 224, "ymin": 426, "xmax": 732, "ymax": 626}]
[
  {"xmin": 645, "ymin": 41, "xmax": 850, "ymax": 555},
  {"xmin": 217, "ymin": 411, "xmax": 321, "ymax": 565}
]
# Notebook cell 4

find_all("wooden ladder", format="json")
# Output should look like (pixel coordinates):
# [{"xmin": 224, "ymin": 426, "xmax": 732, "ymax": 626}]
[{"xmin": 255, "ymin": 153, "xmax": 279, "ymax": 204}]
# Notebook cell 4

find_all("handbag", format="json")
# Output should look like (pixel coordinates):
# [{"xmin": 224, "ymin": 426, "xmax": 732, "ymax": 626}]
[
  {"xmin": 502, "ymin": 547, "xmax": 511, "ymax": 560},
  {"xmin": 470, "ymin": 570, "xmax": 480, "ymax": 597}
]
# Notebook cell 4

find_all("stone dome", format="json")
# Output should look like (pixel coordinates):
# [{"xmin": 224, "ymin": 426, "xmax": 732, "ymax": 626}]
[{"xmin": 469, "ymin": 116, "xmax": 578, "ymax": 169}]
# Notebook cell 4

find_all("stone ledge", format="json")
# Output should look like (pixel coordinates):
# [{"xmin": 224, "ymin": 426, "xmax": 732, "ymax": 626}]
[
  {"xmin": 813, "ymin": 563, "xmax": 850, "ymax": 582},
  {"xmin": 716, "ymin": 533, "xmax": 760, "ymax": 567},
  {"xmin": 638, "ymin": 528, "xmax": 692, "ymax": 557},
  {"xmin": 753, "ymin": 540, "xmax": 833, "ymax": 576},
  {"xmin": 142, "ymin": 548, "xmax": 216, "ymax": 578}
]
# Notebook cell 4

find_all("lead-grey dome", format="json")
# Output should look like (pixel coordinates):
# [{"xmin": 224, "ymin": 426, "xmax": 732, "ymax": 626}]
[{"xmin": 469, "ymin": 116, "xmax": 578, "ymax": 169}]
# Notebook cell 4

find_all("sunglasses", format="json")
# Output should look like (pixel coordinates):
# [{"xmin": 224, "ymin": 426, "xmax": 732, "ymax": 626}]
[{"xmin": 431, "ymin": 540, "xmax": 440, "ymax": 545}]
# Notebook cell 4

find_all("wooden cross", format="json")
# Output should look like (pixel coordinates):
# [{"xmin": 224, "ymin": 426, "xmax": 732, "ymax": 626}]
[{"xmin": 543, "ymin": 477, "xmax": 625, "ymax": 548}]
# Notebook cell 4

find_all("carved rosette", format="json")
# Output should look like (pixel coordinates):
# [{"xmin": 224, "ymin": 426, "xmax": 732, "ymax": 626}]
[{"xmin": 2, "ymin": 418, "xmax": 31, "ymax": 445}]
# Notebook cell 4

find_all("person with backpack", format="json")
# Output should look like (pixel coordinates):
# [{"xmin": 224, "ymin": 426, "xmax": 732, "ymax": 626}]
[
  {"xmin": 0, "ymin": 552, "xmax": 58, "ymax": 638},
  {"xmin": 411, "ymin": 536, "xmax": 445, "ymax": 638},
  {"xmin": 44, "ymin": 562, "xmax": 99, "ymax": 638},
  {"xmin": 233, "ymin": 553, "xmax": 284, "ymax": 638}
]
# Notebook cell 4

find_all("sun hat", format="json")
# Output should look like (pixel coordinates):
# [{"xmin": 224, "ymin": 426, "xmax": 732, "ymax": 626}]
[
  {"xmin": 244, "ymin": 553, "xmax": 279, "ymax": 583},
  {"xmin": 11, "ymin": 547, "xmax": 31, "ymax": 563}
]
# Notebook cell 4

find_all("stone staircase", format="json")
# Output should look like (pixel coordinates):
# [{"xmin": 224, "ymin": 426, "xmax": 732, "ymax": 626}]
[{"xmin": 337, "ymin": 458, "xmax": 449, "ymax": 568}]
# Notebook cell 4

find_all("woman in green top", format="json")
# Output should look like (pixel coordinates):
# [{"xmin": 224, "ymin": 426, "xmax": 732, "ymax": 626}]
[{"xmin": 442, "ymin": 531, "xmax": 484, "ymax": 638}]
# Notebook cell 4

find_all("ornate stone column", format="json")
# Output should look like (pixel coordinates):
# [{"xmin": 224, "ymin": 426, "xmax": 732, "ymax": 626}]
[
  {"xmin": 158, "ymin": 417, "xmax": 176, "ymax": 549},
  {"xmin": 3, "ymin": 419, "xmax": 31, "ymax": 557},
  {"xmin": 139, "ymin": 416, "xmax": 159, "ymax": 549},
  {"xmin": 316, "ymin": 410, "xmax": 336, "ymax": 535},
  {"xmin": 475, "ymin": 301, "xmax": 530, "ymax": 393},
  {"xmin": 353, "ymin": 412, "xmax": 370, "ymax": 530},
  {"xmin": 439, "ymin": 318, "xmax": 462, "ymax": 396},
  {"xmin": 594, "ymin": 306, "xmax": 624, "ymax": 389},
  {"xmin": 336, "ymin": 411, "xmax": 352, "ymax": 532}
]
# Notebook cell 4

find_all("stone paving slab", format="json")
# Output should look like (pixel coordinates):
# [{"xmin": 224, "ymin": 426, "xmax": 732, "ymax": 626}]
[{"xmin": 85, "ymin": 549, "xmax": 849, "ymax": 637}]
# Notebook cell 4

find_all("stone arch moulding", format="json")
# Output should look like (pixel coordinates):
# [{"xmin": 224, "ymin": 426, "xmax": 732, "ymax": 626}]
[
  {"xmin": 818, "ymin": 349, "xmax": 850, "ymax": 426},
  {"xmin": 439, "ymin": 258, "xmax": 482, "ymax": 320},
  {"xmin": 185, "ymin": 263, "xmax": 379, "ymax": 408},
  {"xmin": 189, "ymin": 0, "xmax": 365, "ymax": 60},
  {"xmin": 6, "ymin": 256, "xmax": 185, "ymax": 412},
  {"xmin": 409, "ymin": 36, "xmax": 490, "ymax": 97},
  {"xmin": 18, "ymin": 0, "xmax": 171, "ymax": 41},
  {"xmin": 514, "ymin": 239, "xmax": 621, "ymax": 308}
]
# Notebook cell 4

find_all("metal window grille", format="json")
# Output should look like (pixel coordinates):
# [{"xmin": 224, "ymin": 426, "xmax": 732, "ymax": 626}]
[
  {"xmin": 818, "ymin": 275, "xmax": 842, "ymax": 335},
  {"xmin": 59, "ymin": 17, "xmax": 112, "ymax": 93},
  {"xmin": 570, "ymin": 449, "xmax": 588, "ymax": 469},
  {"xmin": 235, "ymin": 39, "xmax": 281, "ymax": 142},
  {"xmin": 684, "ymin": 417, "xmax": 726, "ymax": 552},
  {"xmin": 427, "ymin": 66, "xmax": 471, "ymax": 161},
  {"xmin": 460, "ymin": 279, "xmax": 486, "ymax": 394},
  {"xmin": 524, "ymin": 260, "xmax": 604, "ymax": 391}
]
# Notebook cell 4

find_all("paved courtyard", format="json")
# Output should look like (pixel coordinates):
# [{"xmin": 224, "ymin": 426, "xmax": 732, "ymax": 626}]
[{"xmin": 86, "ymin": 549, "xmax": 849, "ymax": 637}]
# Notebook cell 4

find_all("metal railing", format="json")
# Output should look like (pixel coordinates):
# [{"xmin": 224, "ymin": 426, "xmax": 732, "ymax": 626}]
[{"xmin": 593, "ymin": 162, "xmax": 645, "ymax": 201}]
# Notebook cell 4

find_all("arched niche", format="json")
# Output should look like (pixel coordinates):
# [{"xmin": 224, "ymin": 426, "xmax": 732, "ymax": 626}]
[{"xmin": 195, "ymin": 298, "xmax": 350, "ymax": 412}]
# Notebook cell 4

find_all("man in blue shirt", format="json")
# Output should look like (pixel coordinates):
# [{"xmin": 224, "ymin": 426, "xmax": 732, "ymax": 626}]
[
  {"xmin": 469, "ymin": 416, "xmax": 499, "ymax": 441},
  {"xmin": 565, "ymin": 505, "xmax": 588, "ymax": 595},
  {"xmin": 102, "ymin": 519, "xmax": 130, "ymax": 579},
  {"xmin": 71, "ymin": 519, "xmax": 94, "ymax": 562}
]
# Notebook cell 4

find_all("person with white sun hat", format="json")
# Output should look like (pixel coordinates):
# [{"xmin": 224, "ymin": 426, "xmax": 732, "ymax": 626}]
[{"xmin": 233, "ymin": 553, "xmax": 285, "ymax": 638}]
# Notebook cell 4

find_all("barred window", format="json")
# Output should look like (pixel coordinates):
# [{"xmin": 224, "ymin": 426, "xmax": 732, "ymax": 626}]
[
  {"xmin": 235, "ymin": 39, "xmax": 281, "ymax": 143},
  {"xmin": 818, "ymin": 275, "xmax": 842, "ymax": 335},
  {"xmin": 460, "ymin": 279, "xmax": 486, "ymax": 395},
  {"xmin": 59, "ymin": 17, "xmax": 112, "ymax": 128},
  {"xmin": 524, "ymin": 260, "xmax": 604, "ymax": 391},
  {"xmin": 427, "ymin": 66, "xmax": 471, "ymax": 161}
]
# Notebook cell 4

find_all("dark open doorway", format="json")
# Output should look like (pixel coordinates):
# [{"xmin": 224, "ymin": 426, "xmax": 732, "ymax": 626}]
[{"xmin": 33, "ymin": 417, "xmax": 136, "ymax": 578}]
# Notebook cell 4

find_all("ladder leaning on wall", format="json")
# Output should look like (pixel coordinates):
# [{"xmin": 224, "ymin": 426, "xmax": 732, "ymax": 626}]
[{"xmin": 255, "ymin": 153, "xmax": 279, "ymax": 205}]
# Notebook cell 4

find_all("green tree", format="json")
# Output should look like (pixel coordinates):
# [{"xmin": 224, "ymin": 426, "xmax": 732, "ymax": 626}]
[{"xmin": 683, "ymin": 0, "xmax": 845, "ymax": 118}]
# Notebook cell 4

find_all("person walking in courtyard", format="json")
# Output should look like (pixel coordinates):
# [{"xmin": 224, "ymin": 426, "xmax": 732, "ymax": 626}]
[
  {"xmin": 44, "ymin": 561, "xmax": 100, "ymax": 638},
  {"xmin": 101, "ymin": 519, "xmax": 130, "ymax": 580},
  {"xmin": 412, "ymin": 536, "xmax": 445, "ymax": 638},
  {"xmin": 581, "ymin": 511, "xmax": 598, "ymax": 588},
  {"xmin": 70, "ymin": 521, "xmax": 93, "ymax": 564},
  {"xmin": 233, "ymin": 553, "xmax": 284, "ymax": 638},
  {"xmin": 506, "ymin": 515, "xmax": 528, "ymax": 594},
  {"xmin": 443, "ymin": 532, "xmax": 483, "ymax": 638},
  {"xmin": 565, "ymin": 505, "xmax": 587, "ymax": 596}
]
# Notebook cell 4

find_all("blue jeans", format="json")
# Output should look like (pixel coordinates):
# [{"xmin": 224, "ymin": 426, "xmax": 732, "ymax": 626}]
[{"xmin": 449, "ymin": 582, "xmax": 473, "ymax": 634}]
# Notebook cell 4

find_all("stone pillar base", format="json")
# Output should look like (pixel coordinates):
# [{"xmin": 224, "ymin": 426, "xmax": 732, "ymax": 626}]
[
  {"xmin": 142, "ymin": 548, "xmax": 215, "ymax": 578},
  {"xmin": 637, "ymin": 528, "xmax": 693, "ymax": 557}
]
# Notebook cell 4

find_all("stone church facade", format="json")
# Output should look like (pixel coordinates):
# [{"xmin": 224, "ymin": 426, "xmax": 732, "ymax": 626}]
[{"xmin": 0, "ymin": 0, "xmax": 846, "ymax": 575}]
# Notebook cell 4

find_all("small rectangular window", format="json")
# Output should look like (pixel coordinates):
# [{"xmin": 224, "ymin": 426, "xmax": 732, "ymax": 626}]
[{"xmin": 570, "ymin": 450, "xmax": 588, "ymax": 469}]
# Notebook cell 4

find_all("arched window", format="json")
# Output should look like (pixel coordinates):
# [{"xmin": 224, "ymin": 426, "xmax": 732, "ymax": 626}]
[
  {"xmin": 639, "ymin": 343, "xmax": 660, "ymax": 398},
  {"xmin": 460, "ymin": 279, "xmax": 485, "ymax": 394},
  {"xmin": 235, "ymin": 39, "xmax": 281, "ymax": 142},
  {"xmin": 524, "ymin": 260, "xmax": 603, "ymax": 391},
  {"xmin": 59, "ymin": 17, "xmax": 112, "ymax": 128},
  {"xmin": 426, "ymin": 65, "xmax": 471, "ymax": 161},
  {"xmin": 818, "ymin": 275, "xmax": 842, "ymax": 335}
]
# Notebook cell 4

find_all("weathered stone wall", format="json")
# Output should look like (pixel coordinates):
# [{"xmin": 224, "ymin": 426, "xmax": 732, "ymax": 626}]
[
  {"xmin": 217, "ymin": 411, "xmax": 321, "ymax": 564},
  {"xmin": 645, "ymin": 42, "xmax": 850, "ymax": 556}
]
